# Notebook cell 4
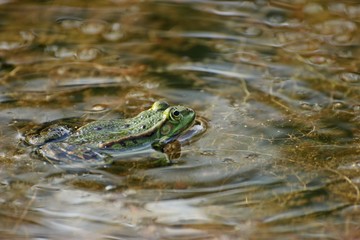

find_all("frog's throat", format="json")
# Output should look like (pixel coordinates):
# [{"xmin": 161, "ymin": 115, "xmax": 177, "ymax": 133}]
[{"xmin": 158, "ymin": 116, "xmax": 196, "ymax": 146}]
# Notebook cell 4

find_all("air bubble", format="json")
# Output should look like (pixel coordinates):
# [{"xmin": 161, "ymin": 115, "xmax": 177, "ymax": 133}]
[
  {"xmin": 347, "ymin": 5, "xmax": 360, "ymax": 19},
  {"xmin": 91, "ymin": 104, "xmax": 108, "ymax": 111},
  {"xmin": 81, "ymin": 20, "xmax": 107, "ymax": 35},
  {"xmin": 103, "ymin": 23, "xmax": 124, "ymax": 41},
  {"xmin": 303, "ymin": 3, "xmax": 324, "ymax": 14},
  {"xmin": 305, "ymin": 55, "xmax": 333, "ymax": 66},
  {"xmin": 54, "ymin": 47, "xmax": 75, "ymax": 58},
  {"xmin": 300, "ymin": 103, "xmax": 322, "ymax": 111},
  {"xmin": 19, "ymin": 31, "xmax": 35, "ymax": 42},
  {"xmin": 266, "ymin": 11, "xmax": 287, "ymax": 24},
  {"xmin": 0, "ymin": 41, "xmax": 22, "ymax": 50},
  {"xmin": 0, "ymin": 31, "xmax": 34, "ymax": 50},
  {"xmin": 276, "ymin": 31, "xmax": 303, "ymax": 44},
  {"xmin": 330, "ymin": 33, "xmax": 353, "ymax": 45},
  {"xmin": 76, "ymin": 48, "xmax": 101, "ymax": 61},
  {"xmin": 239, "ymin": 26, "xmax": 263, "ymax": 37},
  {"xmin": 332, "ymin": 102, "xmax": 346, "ymax": 110},
  {"xmin": 313, "ymin": 20, "xmax": 356, "ymax": 36},
  {"xmin": 45, "ymin": 45, "xmax": 75, "ymax": 58},
  {"xmin": 328, "ymin": 3, "xmax": 346, "ymax": 15},
  {"xmin": 353, "ymin": 105, "xmax": 360, "ymax": 112},
  {"xmin": 300, "ymin": 102, "xmax": 313, "ymax": 110}
]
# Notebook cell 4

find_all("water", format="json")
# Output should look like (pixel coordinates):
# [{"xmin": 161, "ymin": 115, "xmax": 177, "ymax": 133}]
[{"xmin": 1, "ymin": 1, "xmax": 359, "ymax": 239}]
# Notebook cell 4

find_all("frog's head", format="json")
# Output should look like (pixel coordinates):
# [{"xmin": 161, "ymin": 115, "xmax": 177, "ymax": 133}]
[{"xmin": 156, "ymin": 104, "xmax": 196, "ymax": 145}]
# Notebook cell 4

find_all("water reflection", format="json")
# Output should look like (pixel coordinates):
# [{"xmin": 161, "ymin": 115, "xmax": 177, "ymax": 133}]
[{"xmin": 0, "ymin": 0, "xmax": 360, "ymax": 239}]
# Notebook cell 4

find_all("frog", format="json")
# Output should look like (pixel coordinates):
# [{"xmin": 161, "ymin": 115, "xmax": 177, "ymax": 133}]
[{"xmin": 24, "ymin": 101, "xmax": 197, "ymax": 164}]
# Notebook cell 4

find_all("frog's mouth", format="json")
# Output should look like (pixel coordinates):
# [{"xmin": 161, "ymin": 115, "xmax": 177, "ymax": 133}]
[{"xmin": 168, "ymin": 116, "xmax": 207, "ymax": 145}]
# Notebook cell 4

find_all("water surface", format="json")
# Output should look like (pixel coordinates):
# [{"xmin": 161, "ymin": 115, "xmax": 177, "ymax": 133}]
[{"xmin": 0, "ymin": 1, "xmax": 359, "ymax": 239}]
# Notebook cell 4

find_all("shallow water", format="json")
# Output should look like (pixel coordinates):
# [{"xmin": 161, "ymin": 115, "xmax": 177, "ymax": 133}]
[{"xmin": 0, "ymin": 1, "xmax": 359, "ymax": 239}]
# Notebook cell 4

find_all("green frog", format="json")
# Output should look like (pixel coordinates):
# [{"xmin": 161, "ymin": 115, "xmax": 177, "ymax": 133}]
[{"xmin": 24, "ymin": 101, "xmax": 198, "ymax": 164}]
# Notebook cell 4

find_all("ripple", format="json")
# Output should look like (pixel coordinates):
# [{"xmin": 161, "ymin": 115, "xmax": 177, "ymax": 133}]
[
  {"xmin": 269, "ymin": 0, "xmax": 306, "ymax": 10},
  {"xmin": 282, "ymin": 39, "xmax": 322, "ymax": 53},
  {"xmin": 198, "ymin": 2, "xmax": 257, "ymax": 17},
  {"xmin": 338, "ymin": 161, "xmax": 360, "ymax": 171},
  {"xmin": 303, "ymin": 3, "xmax": 324, "ymax": 15},
  {"xmin": 145, "ymin": 199, "xmax": 210, "ymax": 224},
  {"xmin": 56, "ymin": 16, "xmax": 83, "ymax": 29},
  {"xmin": 275, "ymin": 31, "xmax": 322, "ymax": 53},
  {"xmin": 1, "ymin": 1, "xmax": 360, "ymax": 239},
  {"xmin": 339, "ymin": 72, "xmax": 360, "ymax": 84},
  {"xmin": 54, "ymin": 76, "xmax": 126, "ymax": 88},
  {"xmin": 167, "ymin": 63, "xmax": 260, "ymax": 80},
  {"xmin": 0, "ymin": 94, "xmax": 14, "ymax": 103},
  {"xmin": 263, "ymin": 202, "xmax": 348, "ymax": 223}
]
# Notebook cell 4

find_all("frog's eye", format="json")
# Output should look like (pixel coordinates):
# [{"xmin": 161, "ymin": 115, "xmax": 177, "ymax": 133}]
[{"xmin": 170, "ymin": 108, "xmax": 182, "ymax": 121}]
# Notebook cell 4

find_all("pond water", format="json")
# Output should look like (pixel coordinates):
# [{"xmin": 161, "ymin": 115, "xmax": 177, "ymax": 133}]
[{"xmin": 1, "ymin": 0, "xmax": 360, "ymax": 239}]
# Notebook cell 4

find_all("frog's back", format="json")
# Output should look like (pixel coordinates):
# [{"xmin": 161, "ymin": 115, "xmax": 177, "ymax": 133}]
[
  {"xmin": 68, "ymin": 119, "xmax": 129, "ymax": 144},
  {"xmin": 67, "ymin": 109, "xmax": 164, "ymax": 147}
]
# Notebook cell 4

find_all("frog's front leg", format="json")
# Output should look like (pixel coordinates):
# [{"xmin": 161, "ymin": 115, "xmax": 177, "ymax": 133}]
[{"xmin": 151, "ymin": 138, "xmax": 166, "ymax": 152}]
